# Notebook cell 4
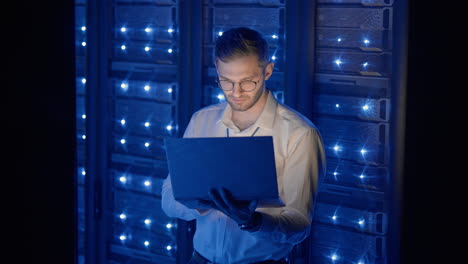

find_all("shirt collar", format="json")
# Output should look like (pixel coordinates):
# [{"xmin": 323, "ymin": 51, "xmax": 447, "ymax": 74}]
[{"xmin": 218, "ymin": 89, "xmax": 278, "ymax": 131}]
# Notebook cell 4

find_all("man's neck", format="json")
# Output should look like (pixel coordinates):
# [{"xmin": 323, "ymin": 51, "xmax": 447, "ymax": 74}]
[{"xmin": 231, "ymin": 89, "xmax": 268, "ymax": 130}]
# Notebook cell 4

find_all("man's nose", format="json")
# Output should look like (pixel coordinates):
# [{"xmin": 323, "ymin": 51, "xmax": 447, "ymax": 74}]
[{"xmin": 231, "ymin": 82, "xmax": 243, "ymax": 97}]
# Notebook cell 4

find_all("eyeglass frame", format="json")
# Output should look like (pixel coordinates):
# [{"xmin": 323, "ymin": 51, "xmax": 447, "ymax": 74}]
[{"xmin": 215, "ymin": 70, "xmax": 266, "ymax": 92}]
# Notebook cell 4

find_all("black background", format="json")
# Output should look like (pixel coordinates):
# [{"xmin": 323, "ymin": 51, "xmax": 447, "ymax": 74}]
[{"xmin": 7, "ymin": 1, "xmax": 460, "ymax": 263}]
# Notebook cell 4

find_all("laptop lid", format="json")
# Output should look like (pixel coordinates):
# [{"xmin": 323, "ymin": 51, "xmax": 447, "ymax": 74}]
[{"xmin": 164, "ymin": 136, "xmax": 284, "ymax": 209}]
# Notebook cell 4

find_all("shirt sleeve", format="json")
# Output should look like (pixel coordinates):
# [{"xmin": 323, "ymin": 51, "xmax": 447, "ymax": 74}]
[
  {"xmin": 161, "ymin": 112, "xmax": 211, "ymax": 221},
  {"xmin": 251, "ymin": 127, "xmax": 326, "ymax": 245},
  {"xmin": 161, "ymin": 174, "xmax": 209, "ymax": 221}
]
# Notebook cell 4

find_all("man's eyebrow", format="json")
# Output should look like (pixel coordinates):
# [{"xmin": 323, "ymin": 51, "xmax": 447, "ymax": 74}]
[{"xmin": 218, "ymin": 75, "xmax": 257, "ymax": 82}]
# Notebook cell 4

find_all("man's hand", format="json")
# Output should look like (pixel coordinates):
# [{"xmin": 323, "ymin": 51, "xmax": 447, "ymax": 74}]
[{"xmin": 208, "ymin": 187, "xmax": 258, "ymax": 225}]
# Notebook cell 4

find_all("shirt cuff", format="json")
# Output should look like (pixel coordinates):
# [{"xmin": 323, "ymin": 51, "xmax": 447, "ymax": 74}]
[
  {"xmin": 239, "ymin": 211, "xmax": 263, "ymax": 232},
  {"xmin": 196, "ymin": 209, "xmax": 210, "ymax": 216},
  {"xmin": 255, "ymin": 211, "xmax": 277, "ymax": 233}
]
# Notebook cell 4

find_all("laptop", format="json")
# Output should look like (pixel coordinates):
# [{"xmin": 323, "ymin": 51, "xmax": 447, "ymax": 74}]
[{"xmin": 164, "ymin": 136, "xmax": 285, "ymax": 209}]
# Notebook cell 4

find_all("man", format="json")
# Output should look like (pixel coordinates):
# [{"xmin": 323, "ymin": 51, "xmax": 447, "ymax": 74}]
[{"xmin": 162, "ymin": 27, "xmax": 326, "ymax": 264}]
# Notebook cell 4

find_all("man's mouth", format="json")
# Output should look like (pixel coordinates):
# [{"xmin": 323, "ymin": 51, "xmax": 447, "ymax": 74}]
[{"xmin": 232, "ymin": 98, "xmax": 245, "ymax": 103}]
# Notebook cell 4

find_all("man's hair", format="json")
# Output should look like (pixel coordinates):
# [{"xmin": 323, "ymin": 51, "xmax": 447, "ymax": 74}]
[{"xmin": 214, "ymin": 27, "xmax": 270, "ymax": 67}]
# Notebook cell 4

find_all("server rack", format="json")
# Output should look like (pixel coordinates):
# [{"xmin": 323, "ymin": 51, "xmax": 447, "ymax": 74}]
[{"xmin": 308, "ymin": 1, "xmax": 396, "ymax": 264}]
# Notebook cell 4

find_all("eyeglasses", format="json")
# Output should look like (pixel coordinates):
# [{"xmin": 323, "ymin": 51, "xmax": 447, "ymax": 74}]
[{"xmin": 215, "ymin": 77, "xmax": 262, "ymax": 92}]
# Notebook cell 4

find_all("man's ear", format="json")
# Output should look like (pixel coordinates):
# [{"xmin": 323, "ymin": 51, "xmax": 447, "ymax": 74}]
[{"xmin": 264, "ymin": 62, "xmax": 275, "ymax": 81}]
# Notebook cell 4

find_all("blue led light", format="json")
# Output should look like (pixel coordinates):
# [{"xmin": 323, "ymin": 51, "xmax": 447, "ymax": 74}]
[
  {"xmin": 331, "ymin": 254, "xmax": 338, "ymax": 261},
  {"xmin": 120, "ymin": 82, "xmax": 128, "ymax": 89},
  {"xmin": 272, "ymin": 34, "xmax": 278, "ymax": 39},
  {"xmin": 144, "ymin": 142, "xmax": 150, "ymax": 148},
  {"xmin": 82, "ymin": 170, "xmax": 86, "ymax": 176},
  {"xmin": 333, "ymin": 145, "xmax": 341, "ymax": 151},
  {"xmin": 358, "ymin": 219, "xmax": 365, "ymax": 226},
  {"xmin": 120, "ymin": 44, "xmax": 126, "ymax": 50},
  {"xmin": 168, "ymin": 28, "xmax": 174, "ymax": 33},
  {"xmin": 81, "ymin": 78, "xmax": 86, "ymax": 84},
  {"xmin": 362, "ymin": 62, "xmax": 369, "ymax": 67},
  {"xmin": 335, "ymin": 104, "xmax": 340, "ymax": 108},
  {"xmin": 144, "ymin": 85, "xmax": 151, "ymax": 91},
  {"xmin": 166, "ymin": 223, "xmax": 173, "ymax": 229},
  {"xmin": 332, "ymin": 215, "xmax": 337, "ymax": 221},
  {"xmin": 144, "ymin": 46, "xmax": 150, "ymax": 52},
  {"xmin": 144, "ymin": 27, "xmax": 152, "ymax": 33},
  {"xmin": 166, "ymin": 125, "xmax": 173, "ymax": 131},
  {"xmin": 81, "ymin": 42, "xmax": 86, "ymax": 47},
  {"xmin": 120, "ymin": 139, "xmax": 126, "ymax": 144},
  {"xmin": 82, "ymin": 114, "xmax": 86, "ymax": 119},
  {"xmin": 335, "ymin": 59, "xmax": 342, "ymax": 66},
  {"xmin": 358, "ymin": 261, "xmax": 364, "ymax": 264},
  {"xmin": 82, "ymin": 135, "xmax": 86, "ymax": 140},
  {"xmin": 337, "ymin": 37, "xmax": 342, "ymax": 42},
  {"xmin": 81, "ymin": 26, "xmax": 86, "ymax": 31},
  {"xmin": 144, "ymin": 218, "xmax": 151, "ymax": 225},
  {"xmin": 168, "ymin": 88, "xmax": 173, "ymax": 93},
  {"xmin": 218, "ymin": 31, "xmax": 223, "ymax": 36},
  {"xmin": 332, "ymin": 171, "xmax": 339, "ymax": 180},
  {"xmin": 120, "ymin": 119, "xmax": 126, "ymax": 125},
  {"xmin": 119, "ymin": 176, "xmax": 127, "ymax": 183},
  {"xmin": 144, "ymin": 240, "xmax": 150, "ymax": 246},
  {"xmin": 271, "ymin": 55, "xmax": 277, "ymax": 61},
  {"xmin": 362, "ymin": 104, "xmax": 369, "ymax": 111},
  {"xmin": 363, "ymin": 38, "xmax": 370, "ymax": 45},
  {"xmin": 166, "ymin": 245, "xmax": 172, "ymax": 251},
  {"xmin": 359, "ymin": 174, "xmax": 365, "ymax": 179},
  {"xmin": 360, "ymin": 148, "xmax": 367, "ymax": 155},
  {"xmin": 119, "ymin": 213, "xmax": 126, "ymax": 220},
  {"xmin": 167, "ymin": 48, "xmax": 173, "ymax": 53},
  {"xmin": 120, "ymin": 27, "xmax": 127, "ymax": 32},
  {"xmin": 217, "ymin": 94, "xmax": 225, "ymax": 100},
  {"xmin": 119, "ymin": 235, "xmax": 126, "ymax": 241},
  {"xmin": 144, "ymin": 122, "xmax": 150, "ymax": 127},
  {"xmin": 144, "ymin": 180, "xmax": 151, "ymax": 186}
]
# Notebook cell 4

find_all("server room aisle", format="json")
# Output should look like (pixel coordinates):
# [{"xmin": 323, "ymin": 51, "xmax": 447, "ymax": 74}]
[{"xmin": 12, "ymin": 1, "xmax": 460, "ymax": 264}]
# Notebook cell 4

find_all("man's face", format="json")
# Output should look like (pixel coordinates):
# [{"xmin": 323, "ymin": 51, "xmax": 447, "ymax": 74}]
[{"xmin": 216, "ymin": 55, "xmax": 274, "ymax": 112}]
